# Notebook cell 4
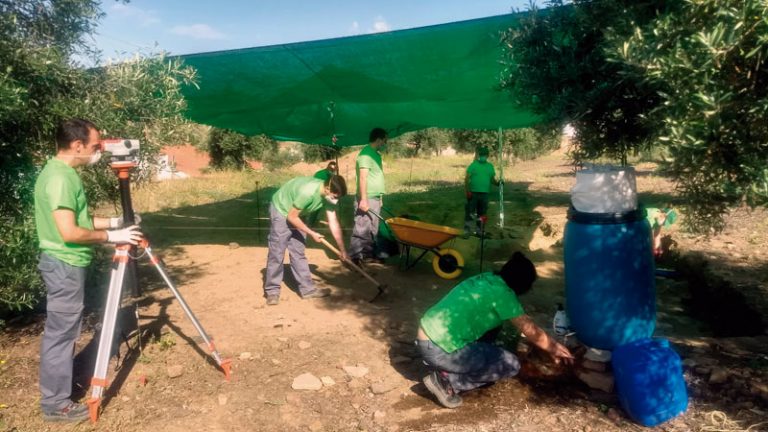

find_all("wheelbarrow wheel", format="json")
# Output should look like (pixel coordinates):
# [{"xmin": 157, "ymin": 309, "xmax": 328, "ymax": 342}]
[{"xmin": 432, "ymin": 248, "xmax": 464, "ymax": 280}]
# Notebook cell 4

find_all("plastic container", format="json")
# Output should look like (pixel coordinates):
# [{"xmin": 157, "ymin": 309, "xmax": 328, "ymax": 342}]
[
  {"xmin": 553, "ymin": 303, "xmax": 570, "ymax": 336},
  {"xmin": 564, "ymin": 206, "xmax": 656, "ymax": 349},
  {"xmin": 571, "ymin": 165, "xmax": 638, "ymax": 213},
  {"xmin": 612, "ymin": 338, "xmax": 688, "ymax": 426}
]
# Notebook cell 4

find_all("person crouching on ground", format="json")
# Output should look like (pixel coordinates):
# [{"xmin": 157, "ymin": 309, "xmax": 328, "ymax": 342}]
[
  {"xmin": 463, "ymin": 146, "xmax": 502, "ymax": 238},
  {"xmin": 264, "ymin": 175, "xmax": 348, "ymax": 306},
  {"xmin": 416, "ymin": 252, "xmax": 574, "ymax": 408}
]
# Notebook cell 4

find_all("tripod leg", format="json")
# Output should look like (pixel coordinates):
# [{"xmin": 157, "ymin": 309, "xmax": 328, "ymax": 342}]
[
  {"xmin": 143, "ymin": 245, "xmax": 231, "ymax": 380},
  {"xmin": 87, "ymin": 246, "xmax": 130, "ymax": 423}
]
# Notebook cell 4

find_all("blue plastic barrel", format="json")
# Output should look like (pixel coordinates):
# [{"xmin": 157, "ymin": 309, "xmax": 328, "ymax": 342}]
[
  {"xmin": 612, "ymin": 338, "xmax": 688, "ymax": 426},
  {"xmin": 564, "ymin": 207, "xmax": 655, "ymax": 349}
]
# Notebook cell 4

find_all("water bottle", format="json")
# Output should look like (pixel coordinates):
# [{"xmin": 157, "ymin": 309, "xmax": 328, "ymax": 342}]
[{"xmin": 553, "ymin": 303, "xmax": 570, "ymax": 336}]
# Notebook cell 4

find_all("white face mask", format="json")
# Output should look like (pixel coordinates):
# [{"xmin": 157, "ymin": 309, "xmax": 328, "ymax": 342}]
[
  {"xmin": 325, "ymin": 195, "xmax": 339, "ymax": 205},
  {"xmin": 87, "ymin": 150, "xmax": 102, "ymax": 165}
]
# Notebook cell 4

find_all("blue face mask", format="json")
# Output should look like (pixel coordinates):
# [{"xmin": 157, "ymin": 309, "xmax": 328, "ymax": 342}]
[{"xmin": 478, "ymin": 156, "xmax": 488, "ymax": 162}]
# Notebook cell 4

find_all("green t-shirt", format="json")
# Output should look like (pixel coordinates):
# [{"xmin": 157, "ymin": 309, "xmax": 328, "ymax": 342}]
[
  {"xmin": 272, "ymin": 176, "xmax": 336, "ymax": 217},
  {"xmin": 466, "ymin": 160, "xmax": 497, "ymax": 193},
  {"xmin": 355, "ymin": 144, "xmax": 385, "ymax": 197},
  {"xmin": 313, "ymin": 168, "xmax": 332, "ymax": 182},
  {"xmin": 645, "ymin": 207, "xmax": 677, "ymax": 229},
  {"xmin": 420, "ymin": 273, "xmax": 525, "ymax": 353},
  {"xmin": 34, "ymin": 158, "xmax": 94, "ymax": 267}
]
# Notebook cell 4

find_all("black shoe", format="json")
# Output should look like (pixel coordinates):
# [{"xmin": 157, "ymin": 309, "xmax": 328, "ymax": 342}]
[
  {"xmin": 363, "ymin": 256, "xmax": 386, "ymax": 264},
  {"xmin": 42, "ymin": 402, "xmax": 89, "ymax": 422},
  {"xmin": 301, "ymin": 288, "xmax": 331, "ymax": 299},
  {"xmin": 266, "ymin": 294, "xmax": 280, "ymax": 306},
  {"xmin": 350, "ymin": 258, "xmax": 365, "ymax": 268},
  {"xmin": 423, "ymin": 371, "xmax": 462, "ymax": 408}
]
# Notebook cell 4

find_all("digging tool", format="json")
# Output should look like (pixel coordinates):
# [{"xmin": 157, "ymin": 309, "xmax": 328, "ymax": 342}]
[
  {"xmin": 479, "ymin": 215, "xmax": 487, "ymax": 272},
  {"xmin": 497, "ymin": 127, "xmax": 505, "ymax": 229},
  {"xmin": 318, "ymin": 237, "xmax": 387, "ymax": 302}
]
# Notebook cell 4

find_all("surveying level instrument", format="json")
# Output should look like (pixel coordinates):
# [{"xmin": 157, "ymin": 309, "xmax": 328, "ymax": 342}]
[{"xmin": 87, "ymin": 141, "xmax": 231, "ymax": 423}]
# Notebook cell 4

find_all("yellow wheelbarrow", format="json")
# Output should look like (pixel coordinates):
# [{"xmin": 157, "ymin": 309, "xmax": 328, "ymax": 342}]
[{"xmin": 370, "ymin": 210, "xmax": 465, "ymax": 279}]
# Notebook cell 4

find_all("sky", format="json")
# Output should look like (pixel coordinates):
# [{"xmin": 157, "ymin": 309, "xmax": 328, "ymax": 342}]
[{"xmin": 89, "ymin": 0, "xmax": 534, "ymax": 63}]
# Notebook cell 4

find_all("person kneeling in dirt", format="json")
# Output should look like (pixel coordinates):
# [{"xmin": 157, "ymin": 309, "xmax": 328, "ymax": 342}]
[
  {"xmin": 416, "ymin": 252, "xmax": 574, "ymax": 408},
  {"xmin": 264, "ymin": 175, "xmax": 348, "ymax": 305},
  {"xmin": 646, "ymin": 206, "xmax": 677, "ymax": 259}
]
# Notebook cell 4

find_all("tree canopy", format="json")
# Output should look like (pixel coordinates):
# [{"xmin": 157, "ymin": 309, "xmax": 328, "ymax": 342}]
[
  {"xmin": 502, "ymin": 0, "xmax": 768, "ymax": 231},
  {"xmin": 0, "ymin": 0, "xmax": 197, "ymax": 315}
]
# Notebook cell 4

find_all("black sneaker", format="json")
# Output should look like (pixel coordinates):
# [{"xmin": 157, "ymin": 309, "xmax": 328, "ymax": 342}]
[
  {"xmin": 423, "ymin": 371, "xmax": 462, "ymax": 408},
  {"xmin": 301, "ymin": 288, "xmax": 331, "ymax": 299},
  {"xmin": 363, "ymin": 256, "xmax": 386, "ymax": 264},
  {"xmin": 266, "ymin": 294, "xmax": 280, "ymax": 306},
  {"xmin": 42, "ymin": 402, "xmax": 89, "ymax": 422}
]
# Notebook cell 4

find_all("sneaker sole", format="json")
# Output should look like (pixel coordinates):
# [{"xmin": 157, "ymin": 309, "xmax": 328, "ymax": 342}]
[
  {"xmin": 423, "ymin": 374, "xmax": 462, "ymax": 409},
  {"xmin": 42, "ymin": 414, "xmax": 88, "ymax": 423}
]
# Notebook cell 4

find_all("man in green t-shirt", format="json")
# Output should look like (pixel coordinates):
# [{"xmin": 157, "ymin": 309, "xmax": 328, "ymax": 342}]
[
  {"xmin": 463, "ymin": 146, "xmax": 502, "ymax": 237},
  {"xmin": 308, "ymin": 161, "xmax": 339, "ymax": 227},
  {"xmin": 416, "ymin": 252, "xmax": 573, "ymax": 408},
  {"xmin": 349, "ymin": 127, "xmax": 387, "ymax": 265},
  {"xmin": 264, "ymin": 175, "xmax": 348, "ymax": 305},
  {"xmin": 34, "ymin": 119, "xmax": 143, "ymax": 422}
]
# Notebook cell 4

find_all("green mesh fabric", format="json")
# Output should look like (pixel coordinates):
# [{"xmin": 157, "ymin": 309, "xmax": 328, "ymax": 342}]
[{"xmin": 178, "ymin": 13, "xmax": 539, "ymax": 146}]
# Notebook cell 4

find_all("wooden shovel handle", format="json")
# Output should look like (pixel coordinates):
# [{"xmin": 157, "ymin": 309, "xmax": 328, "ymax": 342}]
[{"xmin": 319, "ymin": 238, "xmax": 381, "ymax": 288}]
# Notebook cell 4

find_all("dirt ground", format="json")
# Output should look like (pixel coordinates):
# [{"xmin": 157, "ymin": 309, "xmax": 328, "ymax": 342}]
[{"xmin": 1, "ymin": 151, "xmax": 767, "ymax": 432}]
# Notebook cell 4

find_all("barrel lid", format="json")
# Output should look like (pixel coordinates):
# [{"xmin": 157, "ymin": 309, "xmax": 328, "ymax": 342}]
[{"xmin": 567, "ymin": 205, "xmax": 647, "ymax": 225}]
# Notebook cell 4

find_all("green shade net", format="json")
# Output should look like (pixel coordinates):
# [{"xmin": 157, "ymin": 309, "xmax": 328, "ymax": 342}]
[{"xmin": 178, "ymin": 13, "xmax": 539, "ymax": 146}]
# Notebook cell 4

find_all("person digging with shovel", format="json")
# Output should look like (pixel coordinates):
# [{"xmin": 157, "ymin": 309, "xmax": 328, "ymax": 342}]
[
  {"xmin": 263, "ymin": 175, "xmax": 348, "ymax": 306},
  {"xmin": 416, "ymin": 252, "xmax": 574, "ymax": 408}
]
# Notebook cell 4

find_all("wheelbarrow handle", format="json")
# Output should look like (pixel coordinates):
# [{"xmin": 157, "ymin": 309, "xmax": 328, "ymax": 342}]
[
  {"xmin": 367, "ymin": 209, "xmax": 387, "ymax": 222},
  {"xmin": 380, "ymin": 206, "xmax": 397, "ymax": 218}
]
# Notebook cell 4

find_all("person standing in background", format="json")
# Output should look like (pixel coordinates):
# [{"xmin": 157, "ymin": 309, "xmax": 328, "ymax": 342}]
[
  {"xmin": 463, "ymin": 146, "xmax": 502, "ymax": 238},
  {"xmin": 349, "ymin": 127, "xmax": 387, "ymax": 266}
]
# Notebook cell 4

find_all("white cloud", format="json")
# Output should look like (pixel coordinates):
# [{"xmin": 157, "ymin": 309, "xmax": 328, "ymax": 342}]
[
  {"xmin": 110, "ymin": 3, "xmax": 160, "ymax": 27},
  {"xmin": 370, "ymin": 16, "xmax": 391, "ymax": 33},
  {"xmin": 169, "ymin": 24, "xmax": 226, "ymax": 40},
  {"xmin": 348, "ymin": 21, "xmax": 360, "ymax": 35}
]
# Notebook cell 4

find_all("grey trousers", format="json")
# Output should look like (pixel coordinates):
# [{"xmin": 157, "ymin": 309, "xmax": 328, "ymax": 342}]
[
  {"xmin": 416, "ymin": 338, "xmax": 520, "ymax": 392},
  {"xmin": 38, "ymin": 253, "xmax": 87, "ymax": 411},
  {"xmin": 349, "ymin": 196, "xmax": 382, "ymax": 260},
  {"xmin": 464, "ymin": 192, "xmax": 489, "ymax": 232},
  {"xmin": 264, "ymin": 203, "xmax": 315, "ymax": 297}
]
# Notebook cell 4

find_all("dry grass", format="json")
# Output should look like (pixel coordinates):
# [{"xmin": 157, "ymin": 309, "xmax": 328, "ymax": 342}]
[
  {"xmin": 128, "ymin": 170, "xmax": 288, "ymax": 213},
  {"xmin": 699, "ymin": 410, "xmax": 768, "ymax": 432}
]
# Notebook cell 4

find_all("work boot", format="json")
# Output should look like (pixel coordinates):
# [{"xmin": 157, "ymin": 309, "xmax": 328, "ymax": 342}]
[
  {"xmin": 42, "ymin": 402, "xmax": 89, "ymax": 423},
  {"xmin": 301, "ymin": 288, "xmax": 331, "ymax": 300},
  {"xmin": 423, "ymin": 371, "xmax": 462, "ymax": 408},
  {"xmin": 266, "ymin": 294, "xmax": 280, "ymax": 306}
]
